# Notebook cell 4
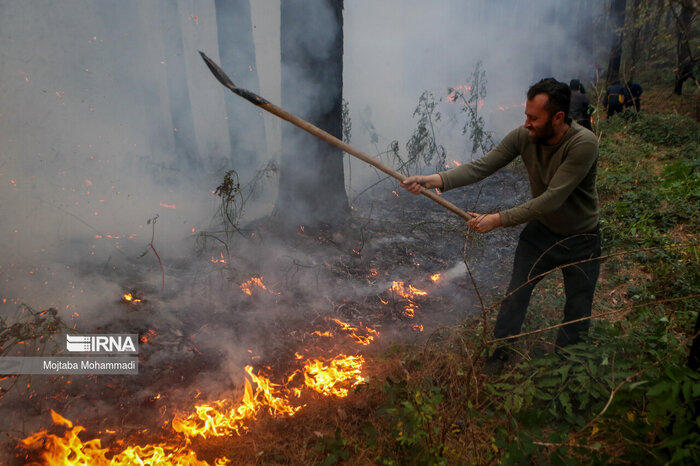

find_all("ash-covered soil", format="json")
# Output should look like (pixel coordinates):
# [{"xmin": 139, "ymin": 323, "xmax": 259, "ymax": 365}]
[{"xmin": 2, "ymin": 167, "xmax": 529, "ymax": 464}]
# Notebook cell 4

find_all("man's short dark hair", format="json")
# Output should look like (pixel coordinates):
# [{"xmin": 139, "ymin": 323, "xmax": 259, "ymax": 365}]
[{"xmin": 527, "ymin": 78, "xmax": 571, "ymax": 119}]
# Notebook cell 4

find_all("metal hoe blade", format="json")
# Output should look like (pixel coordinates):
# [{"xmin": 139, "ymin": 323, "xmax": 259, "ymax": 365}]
[{"xmin": 199, "ymin": 51, "xmax": 236, "ymax": 91}]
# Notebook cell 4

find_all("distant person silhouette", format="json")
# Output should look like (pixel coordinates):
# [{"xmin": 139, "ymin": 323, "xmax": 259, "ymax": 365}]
[
  {"xmin": 569, "ymin": 79, "xmax": 592, "ymax": 130},
  {"xmin": 626, "ymin": 80, "xmax": 643, "ymax": 112},
  {"xmin": 604, "ymin": 81, "xmax": 629, "ymax": 118}
]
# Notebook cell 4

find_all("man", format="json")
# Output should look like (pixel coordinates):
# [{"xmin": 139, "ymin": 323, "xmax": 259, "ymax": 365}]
[
  {"xmin": 604, "ymin": 81, "xmax": 628, "ymax": 118},
  {"xmin": 401, "ymin": 78, "xmax": 600, "ymax": 368},
  {"xmin": 569, "ymin": 79, "xmax": 592, "ymax": 130},
  {"xmin": 625, "ymin": 80, "xmax": 643, "ymax": 112}
]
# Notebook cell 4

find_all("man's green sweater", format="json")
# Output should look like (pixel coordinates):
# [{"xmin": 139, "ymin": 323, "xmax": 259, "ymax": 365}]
[{"xmin": 439, "ymin": 122, "xmax": 599, "ymax": 235}]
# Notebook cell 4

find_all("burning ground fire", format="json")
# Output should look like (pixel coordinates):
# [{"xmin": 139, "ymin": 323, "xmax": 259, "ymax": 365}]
[
  {"xmin": 311, "ymin": 317, "xmax": 379, "ymax": 345},
  {"xmin": 239, "ymin": 276, "xmax": 279, "ymax": 296},
  {"xmin": 19, "ymin": 272, "xmax": 441, "ymax": 463},
  {"xmin": 20, "ymin": 354, "xmax": 367, "ymax": 465},
  {"xmin": 172, "ymin": 354, "xmax": 365, "ymax": 439},
  {"xmin": 389, "ymin": 280, "xmax": 427, "ymax": 319},
  {"xmin": 21, "ymin": 410, "xmax": 228, "ymax": 465}
]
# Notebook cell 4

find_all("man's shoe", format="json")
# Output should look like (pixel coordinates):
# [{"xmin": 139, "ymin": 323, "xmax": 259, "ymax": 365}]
[
  {"xmin": 482, "ymin": 355, "xmax": 506, "ymax": 376},
  {"xmin": 482, "ymin": 348, "xmax": 509, "ymax": 376}
]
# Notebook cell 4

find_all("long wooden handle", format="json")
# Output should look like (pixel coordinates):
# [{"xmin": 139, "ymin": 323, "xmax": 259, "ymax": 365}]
[
  {"xmin": 199, "ymin": 51, "xmax": 474, "ymax": 222},
  {"xmin": 260, "ymin": 100, "xmax": 474, "ymax": 221}
]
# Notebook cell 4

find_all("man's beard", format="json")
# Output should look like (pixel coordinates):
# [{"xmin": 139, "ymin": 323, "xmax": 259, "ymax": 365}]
[{"xmin": 529, "ymin": 118, "xmax": 556, "ymax": 144}]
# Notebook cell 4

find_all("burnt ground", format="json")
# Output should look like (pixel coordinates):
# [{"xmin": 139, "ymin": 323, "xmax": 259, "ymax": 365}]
[{"xmin": 2, "ymin": 168, "xmax": 528, "ymax": 464}]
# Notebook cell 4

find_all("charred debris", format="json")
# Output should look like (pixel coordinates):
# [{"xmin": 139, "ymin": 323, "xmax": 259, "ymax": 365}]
[{"xmin": 4, "ymin": 162, "xmax": 528, "ymax": 463}]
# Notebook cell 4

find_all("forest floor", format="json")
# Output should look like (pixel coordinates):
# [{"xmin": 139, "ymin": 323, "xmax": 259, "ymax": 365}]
[{"xmin": 4, "ymin": 81, "xmax": 700, "ymax": 465}]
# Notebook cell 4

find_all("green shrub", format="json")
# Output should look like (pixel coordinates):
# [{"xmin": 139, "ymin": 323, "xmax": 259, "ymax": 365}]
[
  {"xmin": 598, "ymin": 113, "xmax": 699, "ymax": 148},
  {"xmin": 629, "ymin": 114, "xmax": 699, "ymax": 147},
  {"xmin": 487, "ymin": 305, "xmax": 700, "ymax": 465},
  {"xmin": 372, "ymin": 379, "xmax": 448, "ymax": 465},
  {"xmin": 312, "ymin": 427, "xmax": 354, "ymax": 465}
]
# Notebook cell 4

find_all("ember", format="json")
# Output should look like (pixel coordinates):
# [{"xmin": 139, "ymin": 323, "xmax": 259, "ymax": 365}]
[
  {"xmin": 122, "ymin": 293, "xmax": 142, "ymax": 304},
  {"xmin": 140, "ymin": 329, "xmax": 156, "ymax": 344},
  {"xmin": 210, "ymin": 252, "xmax": 226, "ymax": 264}
]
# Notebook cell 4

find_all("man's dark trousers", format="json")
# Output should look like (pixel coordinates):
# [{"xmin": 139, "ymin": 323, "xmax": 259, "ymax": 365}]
[
  {"xmin": 607, "ymin": 102, "xmax": 624, "ymax": 118},
  {"xmin": 494, "ymin": 220, "xmax": 601, "ymax": 348}
]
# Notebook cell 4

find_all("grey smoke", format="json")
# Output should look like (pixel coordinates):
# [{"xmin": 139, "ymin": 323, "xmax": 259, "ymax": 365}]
[{"xmin": 0, "ymin": 0, "xmax": 604, "ymax": 453}]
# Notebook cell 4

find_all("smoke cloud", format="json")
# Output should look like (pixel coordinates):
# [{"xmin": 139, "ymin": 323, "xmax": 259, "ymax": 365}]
[
  {"xmin": 344, "ymin": 0, "xmax": 600, "ymax": 186},
  {"xmin": 0, "ymin": 0, "xmax": 605, "ymax": 457}
]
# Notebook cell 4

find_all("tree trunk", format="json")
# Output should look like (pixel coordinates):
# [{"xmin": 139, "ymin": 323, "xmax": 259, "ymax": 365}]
[
  {"xmin": 627, "ymin": 0, "xmax": 643, "ymax": 80},
  {"xmin": 214, "ymin": 0, "xmax": 266, "ymax": 171},
  {"xmin": 160, "ymin": 0, "xmax": 199, "ymax": 171},
  {"xmin": 672, "ymin": 0, "xmax": 696, "ymax": 95},
  {"xmin": 643, "ymin": 0, "xmax": 666, "ymax": 62},
  {"xmin": 532, "ymin": 3, "xmax": 555, "ymax": 81},
  {"xmin": 576, "ymin": 0, "xmax": 595, "ymax": 83},
  {"xmin": 275, "ymin": 0, "xmax": 350, "ymax": 229},
  {"xmin": 606, "ymin": 0, "xmax": 627, "ymax": 85}
]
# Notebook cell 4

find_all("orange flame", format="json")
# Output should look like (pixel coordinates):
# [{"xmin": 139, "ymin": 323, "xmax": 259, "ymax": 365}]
[
  {"xmin": 172, "ymin": 366, "xmax": 301, "ymax": 439},
  {"xmin": 172, "ymin": 354, "xmax": 366, "ymax": 440},
  {"xmin": 122, "ymin": 293, "xmax": 142, "ymax": 304},
  {"xmin": 239, "ymin": 276, "xmax": 279, "ymax": 296},
  {"xmin": 329, "ymin": 318, "xmax": 378, "ymax": 345},
  {"xmin": 140, "ymin": 329, "xmax": 156, "ymax": 344},
  {"xmin": 430, "ymin": 273, "xmax": 441, "ymax": 282},
  {"xmin": 21, "ymin": 410, "xmax": 229, "ymax": 465},
  {"xmin": 389, "ymin": 281, "xmax": 427, "ymax": 318},
  {"xmin": 446, "ymin": 84, "xmax": 472, "ymax": 102},
  {"xmin": 302, "ymin": 355, "xmax": 365, "ymax": 397},
  {"xmin": 210, "ymin": 252, "xmax": 226, "ymax": 264}
]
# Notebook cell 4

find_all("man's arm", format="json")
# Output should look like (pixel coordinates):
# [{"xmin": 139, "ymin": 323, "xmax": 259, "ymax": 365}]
[
  {"xmin": 400, "ymin": 128, "xmax": 523, "ymax": 233},
  {"xmin": 439, "ymin": 128, "xmax": 523, "ymax": 191},
  {"xmin": 401, "ymin": 128, "xmax": 523, "ymax": 195}
]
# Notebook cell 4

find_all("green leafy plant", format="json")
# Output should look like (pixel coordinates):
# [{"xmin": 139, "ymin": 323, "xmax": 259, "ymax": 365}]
[
  {"xmin": 406, "ymin": 91, "xmax": 446, "ymax": 173},
  {"xmin": 373, "ymin": 379, "xmax": 448, "ymax": 465},
  {"xmin": 485, "ymin": 304, "xmax": 700, "ymax": 464},
  {"xmin": 312, "ymin": 427, "xmax": 353, "ymax": 465},
  {"xmin": 448, "ymin": 60, "xmax": 496, "ymax": 158}
]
